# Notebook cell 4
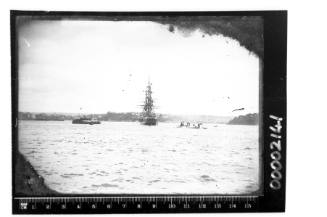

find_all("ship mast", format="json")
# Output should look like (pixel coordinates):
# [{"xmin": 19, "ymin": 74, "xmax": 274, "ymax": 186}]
[
  {"xmin": 143, "ymin": 81, "xmax": 155, "ymax": 116},
  {"xmin": 139, "ymin": 80, "xmax": 157, "ymax": 125}
]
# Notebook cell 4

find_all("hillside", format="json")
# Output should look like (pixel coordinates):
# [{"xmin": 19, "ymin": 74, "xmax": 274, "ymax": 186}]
[{"xmin": 228, "ymin": 113, "xmax": 259, "ymax": 125}]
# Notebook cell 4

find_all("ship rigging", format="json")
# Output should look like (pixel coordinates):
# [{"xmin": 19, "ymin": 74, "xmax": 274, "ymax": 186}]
[{"xmin": 139, "ymin": 81, "xmax": 157, "ymax": 126}]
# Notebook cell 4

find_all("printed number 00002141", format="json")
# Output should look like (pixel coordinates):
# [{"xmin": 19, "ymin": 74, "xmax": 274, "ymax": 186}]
[{"xmin": 269, "ymin": 115, "xmax": 283, "ymax": 190}]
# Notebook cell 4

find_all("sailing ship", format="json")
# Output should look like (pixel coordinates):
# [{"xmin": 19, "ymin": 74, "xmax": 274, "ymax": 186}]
[{"xmin": 139, "ymin": 81, "xmax": 157, "ymax": 125}]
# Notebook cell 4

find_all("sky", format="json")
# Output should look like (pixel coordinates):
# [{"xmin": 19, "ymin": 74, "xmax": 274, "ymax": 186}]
[{"xmin": 18, "ymin": 19, "xmax": 259, "ymax": 116}]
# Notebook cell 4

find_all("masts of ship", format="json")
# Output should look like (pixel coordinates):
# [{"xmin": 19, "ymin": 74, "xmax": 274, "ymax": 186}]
[
  {"xmin": 143, "ymin": 82, "xmax": 154, "ymax": 115},
  {"xmin": 140, "ymin": 81, "xmax": 157, "ymax": 125}
]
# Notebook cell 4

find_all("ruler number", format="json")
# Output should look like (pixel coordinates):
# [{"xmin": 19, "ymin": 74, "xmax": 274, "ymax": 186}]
[
  {"xmin": 229, "ymin": 203, "xmax": 236, "ymax": 209},
  {"xmin": 168, "ymin": 203, "xmax": 176, "ymax": 209},
  {"xmin": 214, "ymin": 203, "xmax": 222, "ymax": 208},
  {"xmin": 183, "ymin": 203, "xmax": 190, "ymax": 209},
  {"xmin": 19, "ymin": 202, "xmax": 28, "ymax": 210},
  {"xmin": 244, "ymin": 203, "xmax": 252, "ymax": 209}
]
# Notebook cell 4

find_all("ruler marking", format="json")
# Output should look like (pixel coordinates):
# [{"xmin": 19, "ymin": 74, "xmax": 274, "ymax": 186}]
[
  {"xmin": 14, "ymin": 195, "xmax": 258, "ymax": 199},
  {"xmin": 14, "ymin": 195, "xmax": 259, "ymax": 211}
]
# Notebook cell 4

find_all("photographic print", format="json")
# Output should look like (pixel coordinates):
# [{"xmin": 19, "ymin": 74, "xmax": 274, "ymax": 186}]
[{"xmin": 12, "ymin": 11, "xmax": 286, "ymax": 213}]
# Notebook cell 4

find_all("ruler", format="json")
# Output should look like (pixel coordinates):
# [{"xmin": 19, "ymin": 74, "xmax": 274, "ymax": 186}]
[{"xmin": 13, "ymin": 195, "xmax": 258, "ymax": 213}]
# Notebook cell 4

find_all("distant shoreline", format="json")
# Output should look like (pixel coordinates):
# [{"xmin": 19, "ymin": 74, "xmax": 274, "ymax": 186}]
[
  {"xmin": 18, "ymin": 111, "xmax": 259, "ymax": 125},
  {"xmin": 228, "ymin": 113, "xmax": 259, "ymax": 125},
  {"xmin": 18, "ymin": 111, "xmax": 234, "ymax": 124}
]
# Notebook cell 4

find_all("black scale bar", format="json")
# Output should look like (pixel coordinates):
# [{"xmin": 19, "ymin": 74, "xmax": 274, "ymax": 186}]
[{"xmin": 13, "ymin": 196, "xmax": 258, "ymax": 213}]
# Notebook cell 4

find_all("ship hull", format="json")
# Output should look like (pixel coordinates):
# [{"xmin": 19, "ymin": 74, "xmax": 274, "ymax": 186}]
[
  {"xmin": 140, "ymin": 117, "xmax": 157, "ymax": 126},
  {"xmin": 72, "ymin": 119, "xmax": 101, "ymax": 125}
]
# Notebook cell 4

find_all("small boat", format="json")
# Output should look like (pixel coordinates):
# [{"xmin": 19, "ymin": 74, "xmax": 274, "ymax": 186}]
[
  {"xmin": 178, "ymin": 121, "xmax": 204, "ymax": 129},
  {"xmin": 72, "ymin": 117, "xmax": 101, "ymax": 125}
]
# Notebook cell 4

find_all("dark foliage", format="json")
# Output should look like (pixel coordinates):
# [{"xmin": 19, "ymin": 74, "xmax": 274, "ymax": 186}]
[{"xmin": 228, "ymin": 113, "xmax": 258, "ymax": 125}]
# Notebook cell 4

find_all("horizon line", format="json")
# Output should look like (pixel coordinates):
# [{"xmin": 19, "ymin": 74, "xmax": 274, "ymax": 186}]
[{"xmin": 18, "ymin": 111, "xmax": 259, "ymax": 117}]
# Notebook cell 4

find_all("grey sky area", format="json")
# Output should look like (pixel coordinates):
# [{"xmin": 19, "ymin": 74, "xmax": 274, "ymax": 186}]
[{"xmin": 18, "ymin": 19, "xmax": 259, "ymax": 116}]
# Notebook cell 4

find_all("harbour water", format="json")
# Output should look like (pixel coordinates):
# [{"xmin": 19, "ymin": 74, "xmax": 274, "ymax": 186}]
[{"xmin": 19, "ymin": 121, "xmax": 259, "ymax": 194}]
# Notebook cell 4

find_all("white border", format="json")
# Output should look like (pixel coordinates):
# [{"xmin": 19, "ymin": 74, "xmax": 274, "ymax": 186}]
[{"xmin": 2, "ymin": 0, "xmax": 327, "ymax": 216}]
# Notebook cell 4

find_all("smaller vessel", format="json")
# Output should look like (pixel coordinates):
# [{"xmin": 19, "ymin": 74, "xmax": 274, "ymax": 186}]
[
  {"xmin": 72, "ymin": 117, "xmax": 101, "ymax": 125},
  {"xmin": 178, "ymin": 121, "xmax": 203, "ymax": 129}
]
